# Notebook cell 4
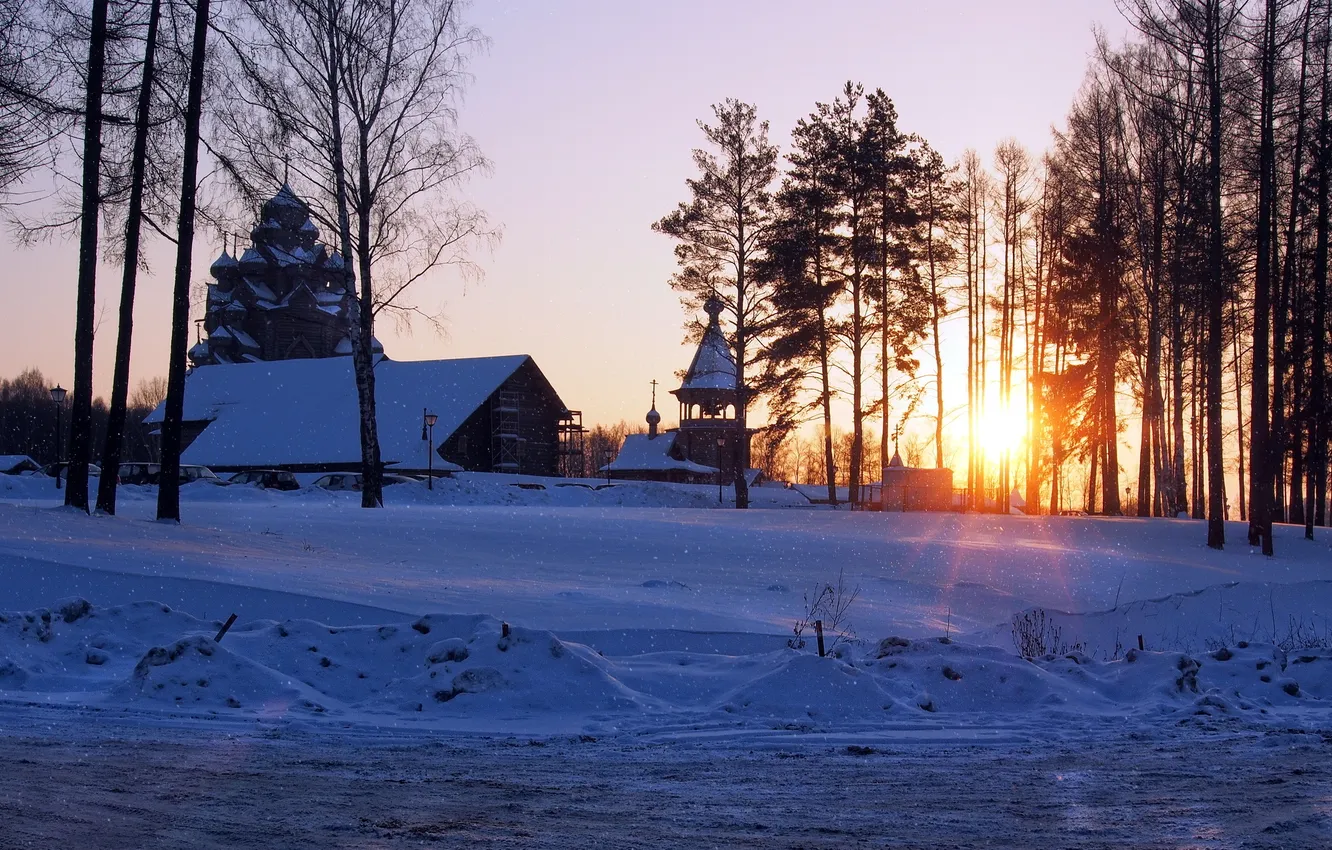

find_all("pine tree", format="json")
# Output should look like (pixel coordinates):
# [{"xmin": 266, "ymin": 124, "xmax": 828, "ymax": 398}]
[
  {"xmin": 655, "ymin": 99, "xmax": 778, "ymax": 510},
  {"xmin": 759, "ymin": 110, "xmax": 842, "ymax": 502}
]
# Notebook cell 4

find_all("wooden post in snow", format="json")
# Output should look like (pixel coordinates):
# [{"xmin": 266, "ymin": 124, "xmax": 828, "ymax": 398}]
[{"xmin": 214, "ymin": 613, "xmax": 238, "ymax": 643}]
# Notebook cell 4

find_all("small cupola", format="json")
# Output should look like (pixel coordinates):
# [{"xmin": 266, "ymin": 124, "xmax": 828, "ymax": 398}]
[{"xmin": 646, "ymin": 379, "xmax": 661, "ymax": 438}]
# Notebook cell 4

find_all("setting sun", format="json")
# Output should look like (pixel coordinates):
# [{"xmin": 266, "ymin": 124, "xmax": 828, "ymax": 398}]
[{"xmin": 979, "ymin": 404, "xmax": 1027, "ymax": 458}]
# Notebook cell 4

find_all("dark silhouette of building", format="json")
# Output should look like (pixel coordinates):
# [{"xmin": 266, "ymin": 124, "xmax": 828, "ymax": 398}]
[{"xmin": 191, "ymin": 185, "xmax": 380, "ymax": 366}]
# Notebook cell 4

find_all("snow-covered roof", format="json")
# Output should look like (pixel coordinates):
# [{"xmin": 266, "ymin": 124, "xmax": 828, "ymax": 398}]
[
  {"xmin": 269, "ymin": 245, "xmax": 317, "ymax": 267},
  {"xmin": 231, "ymin": 328, "xmax": 260, "ymax": 350},
  {"xmin": 0, "ymin": 455, "xmax": 40, "ymax": 474},
  {"xmin": 243, "ymin": 278, "xmax": 277, "ymax": 301},
  {"xmin": 677, "ymin": 306, "xmax": 736, "ymax": 393},
  {"xmin": 268, "ymin": 183, "xmax": 305, "ymax": 209},
  {"xmin": 145, "ymin": 355, "xmax": 557, "ymax": 469},
  {"xmin": 209, "ymin": 251, "xmax": 237, "ymax": 274},
  {"xmin": 603, "ymin": 433, "xmax": 717, "ymax": 475}
]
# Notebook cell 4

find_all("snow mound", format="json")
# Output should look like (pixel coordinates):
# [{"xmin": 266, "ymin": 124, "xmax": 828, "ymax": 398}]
[
  {"xmin": 2, "ymin": 598, "xmax": 1329, "ymax": 733},
  {"xmin": 113, "ymin": 635, "xmax": 313, "ymax": 714},
  {"xmin": 718, "ymin": 652, "xmax": 903, "ymax": 724},
  {"xmin": 224, "ymin": 613, "xmax": 649, "ymax": 722}
]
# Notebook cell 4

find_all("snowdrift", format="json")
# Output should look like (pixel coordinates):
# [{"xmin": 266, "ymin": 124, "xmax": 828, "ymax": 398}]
[
  {"xmin": 969, "ymin": 580, "xmax": 1332, "ymax": 660},
  {"xmin": 2, "ymin": 597, "xmax": 1329, "ymax": 734}
]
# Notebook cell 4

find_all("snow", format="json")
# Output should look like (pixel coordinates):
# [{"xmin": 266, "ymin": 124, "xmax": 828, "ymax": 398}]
[
  {"xmin": 3, "ymin": 472, "xmax": 1332, "ymax": 841},
  {"xmin": 208, "ymin": 250, "xmax": 238, "ymax": 272},
  {"xmin": 269, "ymin": 245, "xmax": 317, "ymax": 267},
  {"xmin": 242, "ymin": 276, "xmax": 277, "ymax": 301},
  {"xmin": 230, "ymin": 327, "xmax": 260, "ymax": 350},
  {"xmin": 141, "ymin": 355, "xmax": 557, "ymax": 471},
  {"xmin": 676, "ymin": 322, "xmax": 737, "ymax": 391},
  {"xmin": 2, "ymin": 592, "xmax": 1327, "ymax": 733},
  {"xmin": 603, "ymin": 432, "xmax": 717, "ymax": 474},
  {"xmin": 268, "ymin": 183, "xmax": 306, "ymax": 209},
  {"xmin": 2, "ymin": 471, "xmax": 1331, "ymax": 726},
  {"xmin": 0, "ymin": 456, "xmax": 39, "ymax": 475},
  {"xmin": 793, "ymin": 482, "xmax": 850, "ymax": 502}
]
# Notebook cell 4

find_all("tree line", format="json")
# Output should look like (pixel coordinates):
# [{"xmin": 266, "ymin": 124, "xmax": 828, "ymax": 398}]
[
  {"xmin": 655, "ymin": 0, "xmax": 1331, "ymax": 552},
  {"xmin": 0, "ymin": 369, "xmax": 163, "ymax": 465},
  {"xmin": 1, "ymin": 0, "xmax": 491, "ymax": 519}
]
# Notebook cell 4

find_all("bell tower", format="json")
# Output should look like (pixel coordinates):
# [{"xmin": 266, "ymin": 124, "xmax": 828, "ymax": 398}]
[{"xmin": 670, "ymin": 295, "xmax": 743, "ymax": 480}]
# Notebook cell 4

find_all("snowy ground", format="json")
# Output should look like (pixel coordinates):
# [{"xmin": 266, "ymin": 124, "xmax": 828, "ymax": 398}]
[{"xmin": 2, "ymin": 471, "xmax": 1331, "ymax": 845}]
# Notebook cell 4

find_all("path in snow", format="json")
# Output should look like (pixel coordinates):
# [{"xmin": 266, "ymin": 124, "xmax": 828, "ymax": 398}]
[{"xmin": 1, "ymin": 714, "xmax": 1328, "ymax": 848}]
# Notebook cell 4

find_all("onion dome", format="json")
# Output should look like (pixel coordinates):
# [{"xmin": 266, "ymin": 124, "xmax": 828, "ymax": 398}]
[{"xmin": 209, "ymin": 250, "xmax": 238, "ymax": 275}]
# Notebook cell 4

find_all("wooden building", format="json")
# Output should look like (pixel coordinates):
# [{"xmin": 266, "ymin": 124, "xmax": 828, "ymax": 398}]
[
  {"xmin": 878, "ymin": 449, "xmax": 954, "ymax": 511},
  {"xmin": 190, "ymin": 185, "xmax": 381, "ymax": 367},
  {"xmin": 605, "ymin": 296, "xmax": 752, "ymax": 484},
  {"xmin": 145, "ymin": 355, "xmax": 573, "ymax": 476}
]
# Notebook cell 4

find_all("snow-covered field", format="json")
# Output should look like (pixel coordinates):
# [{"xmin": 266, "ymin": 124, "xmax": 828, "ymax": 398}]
[{"xmin": 2, "ymin": 470, "xmax": 1331, "ymax": 845}]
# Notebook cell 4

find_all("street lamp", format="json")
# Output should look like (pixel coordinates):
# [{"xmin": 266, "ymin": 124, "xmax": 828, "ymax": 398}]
[
  {"xmin": 422, "ymin": 409, "xmax": 438, "ymax": 490},
  {"xmin": 49, "ymin": 385, "xmax": 67, "ymax": 490}
]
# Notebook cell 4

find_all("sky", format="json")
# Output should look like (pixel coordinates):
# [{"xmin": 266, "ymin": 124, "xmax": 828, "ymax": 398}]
[{"xmin": 0, "ymin": 0, "xmax": 1132, "ymax": 437}]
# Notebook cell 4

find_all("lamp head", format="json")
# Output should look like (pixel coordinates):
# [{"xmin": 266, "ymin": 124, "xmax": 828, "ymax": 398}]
[{"xmin": 49, "ymin": 385, "xmax": 67, "ymax": 404}]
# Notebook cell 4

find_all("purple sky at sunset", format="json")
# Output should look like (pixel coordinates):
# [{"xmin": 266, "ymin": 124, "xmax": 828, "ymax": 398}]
[{"xmin": 1, "ymin": 0, "xmax": 1130, "ymax": 437}]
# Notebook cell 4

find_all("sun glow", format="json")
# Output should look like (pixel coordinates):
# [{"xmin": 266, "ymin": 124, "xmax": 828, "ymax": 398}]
[{"xmin": 978, "ymin": 405, "xmax": 1027, "ymax": 458}]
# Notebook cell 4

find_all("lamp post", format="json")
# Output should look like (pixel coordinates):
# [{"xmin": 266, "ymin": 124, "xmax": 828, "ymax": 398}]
[
  {"xmin": 717, "ymin": 435, "xmax": 725, "ymax": 504},
  {"xmin": 49, "ymin": 385, "xmax": 67, "ymax": 489},
  {"xmin": 422, "ymin": 409, "xmax": 438, "ymax": 490}
]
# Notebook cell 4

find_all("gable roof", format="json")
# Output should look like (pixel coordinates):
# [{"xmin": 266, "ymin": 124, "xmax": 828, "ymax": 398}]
[
  {"xmin": 145, "ymin": 355, "xmax": 560, "ymax": 469},
  {"xmin": 602, "ymin": 432, "xmax": 718, "ymax": 475}
]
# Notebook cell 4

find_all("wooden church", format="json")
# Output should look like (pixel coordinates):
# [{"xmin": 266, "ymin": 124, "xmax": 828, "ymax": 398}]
[
  {"xmin": 153, "ymin": 186, "xmax": 578, "ymax": 477},
  {"xmin": 603, "ymin": 296, "xmax": 751, "ymax": 484},
  {"xmin": 190, "ymin": 185, "xmax": 382, "ymax": 366}
]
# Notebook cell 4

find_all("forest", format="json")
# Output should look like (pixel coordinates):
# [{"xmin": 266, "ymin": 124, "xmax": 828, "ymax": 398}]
[{"xmin": 654, "ymin": 0, "xmax": 1331, "ymax": 550}]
